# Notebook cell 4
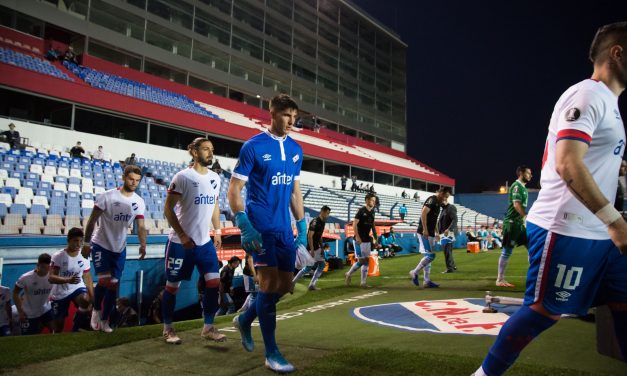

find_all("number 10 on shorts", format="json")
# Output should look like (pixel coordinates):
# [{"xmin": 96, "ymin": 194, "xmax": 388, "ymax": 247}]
[{"xmin": 554, "ymin": 264, "xmax": 583, "ymax": 290}]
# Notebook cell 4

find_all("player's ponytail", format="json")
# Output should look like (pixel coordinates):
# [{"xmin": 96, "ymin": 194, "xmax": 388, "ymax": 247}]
[{"xmin": 187, "ymin": 137, "xmax": 211, "ymax": 157}]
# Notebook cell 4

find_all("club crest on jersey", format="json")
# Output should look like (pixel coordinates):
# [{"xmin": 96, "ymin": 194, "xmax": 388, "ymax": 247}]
[
  {"xmin": 132, "ymin": 202, "xmax": 138, "ymax": 211},
  {"xmin": 210, "ymin": 179, "xmax": 217, "ymax": 190},
  {"xmin": 263, "ymin": 154, "xmax": 272, "ymax": 162},
  {"xmin": 565, "ymin": 108, "xmax": 580, "ymax": 122},
  {"xmin": 292, "ymin": 154, "xmax": 299, "ymax": 163}
]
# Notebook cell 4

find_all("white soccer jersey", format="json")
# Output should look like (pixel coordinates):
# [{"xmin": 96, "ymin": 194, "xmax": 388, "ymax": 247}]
[
  {"xmin": 15, "ymin": 270, "xmax": 52, "ymax": 318},
  {"xmin": 0, "ymin": 286, "xmax": 10, "ymax": 326},
  {"xmin": 528, "ymin": 79, "xmax": 625, "ymax": 240},
  {"xmin": 167, "ymin": 168, "xmax": 220, "ymax": 246},
  {"xmin": 92, "ymin": 188, "xmax": 145, "ymax": 253},
  {"xmin": 50, "ymin": 249, "xmax": 90, "ymax": 301}
]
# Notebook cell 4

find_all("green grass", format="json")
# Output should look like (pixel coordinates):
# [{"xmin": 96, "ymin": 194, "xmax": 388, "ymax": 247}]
[{"xmin": 1, "ymin": 248, "xmax": 626, "ymax": 375}]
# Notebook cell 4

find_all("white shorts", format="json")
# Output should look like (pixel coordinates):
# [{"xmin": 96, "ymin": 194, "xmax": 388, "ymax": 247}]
[
  {"xmin": 355, "ymin": 241, "xmax": 372, "ymax": 258},
  {"xmin": 418, "ymin": 234, "xmax": 435, "ymax": 254},
  {"xmin": 313, "ymin": 248, "xmax": 325, "ymax": 262}
]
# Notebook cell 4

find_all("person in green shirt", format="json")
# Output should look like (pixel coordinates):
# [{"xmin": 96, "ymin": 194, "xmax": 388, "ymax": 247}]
[{"xmin": 497, "ymin": 165, "xmax": 532, "ymax": 287}]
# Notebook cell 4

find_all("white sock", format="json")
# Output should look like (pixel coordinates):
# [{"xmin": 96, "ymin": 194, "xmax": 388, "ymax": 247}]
[
  {"xmin": 473, "ymin": 366, "xmax": 488, "ymax": 376},
  {"xmin": 423, "ymin": 263, "xmax": 432, "ymax": 282},
  {"xmin": 497, "ymin": 255, "xmax": 509, "ymax": 281},
  {"xmin": 360, "ymin": 264, "xmax": 368, "ymax": 284},
  {"xmin": 293, "ymin": 267, "xmax": 308, "ymax": 283},
  {"xmin": 164, "ymin": 323, "xmax": 172, "ymax": 331},
  {"xmin": 347, "ymin": 262, "xmax": 360, "ymax": 275},
  {"xmin": 413, "ymin": 256, "xmax": 431, "ymax": 274}
]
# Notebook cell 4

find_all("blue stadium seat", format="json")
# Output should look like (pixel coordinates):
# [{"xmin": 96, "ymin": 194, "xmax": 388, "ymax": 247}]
[
  {"xmin": 68, "ymin": 177, "xmax": 81, "ymax": 185},
  {"xmin": 2, "ymin": 186, "xmax": 16, "ymax": 198},
  {"xmin": 10, "ymin": 203, "xmax": 28, "ymax": 218},
  {"xmin": 152, "ymin": 212, "xmax": 164, "ymax": 220},
  {"xmin": 55, "ymin": 176, "xmax": 68, "ymax": 184},
  {"xmin": 48, "ymin": 205, "xmax": 65, "ymax": 217},
  {"xmin": 30, "ymin": 204, "xmax": 47, "ymax": 218},
  {"xmin": 0, "ymin": 203, "xmax": 7, "ymax": 218},
  {"xmin": 81, "ymin": 208, "xmax": 92, "ymax": 218},
  {"xmin": 66, "ymin": 206, "xmax": 80, "ymax": 217}
]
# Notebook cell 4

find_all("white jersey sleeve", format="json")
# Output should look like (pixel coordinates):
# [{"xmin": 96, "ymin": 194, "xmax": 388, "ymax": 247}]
[{"xmin": 15, "ymin": 271, "xmax": 52, "ymax": 318}]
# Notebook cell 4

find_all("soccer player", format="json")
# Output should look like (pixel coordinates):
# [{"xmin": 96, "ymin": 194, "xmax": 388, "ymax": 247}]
[
  {"xmin": 162, "ymin": 137, "xmax": 224, "ymax": 345},
  {"xmin": 229, "ymin": 94, "xmax": 306, "ymax": 373},
  {"xmin": 49, "ymin": 228, "xmax": 94, "ymax": 333},
  {"xmin": 496, "ymin": 165, "xmax": 532, "ymax": 287},
  {"xmin": 409, "ymin": 187, "xmax": 451, "ymax": 288},
  {"xmin": 474, "ymin": 22, "xmax": 627, "ymax": 376},
  {"xmin": 0, "ymin": 284, "xmax": 10, "ymax": 336},
  {"xmin": 82, "ymin": 164, "xmax": 147, "ymax": 333},
  {"xmin": 345, "ymin": 194, "xmax": 378, "ymax": 288},
  {"xmin": 13, "ymin": 253, "xmax": 53, "ymax": 335},
  {"xmin": 292, "ymin": 205, "xmax": 331, "ymax": 291}
]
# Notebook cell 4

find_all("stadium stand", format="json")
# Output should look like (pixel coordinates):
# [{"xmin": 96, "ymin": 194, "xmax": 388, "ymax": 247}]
[{"xmin": 0, "ymin": 46, "xmax": 73, "ymax": 81}]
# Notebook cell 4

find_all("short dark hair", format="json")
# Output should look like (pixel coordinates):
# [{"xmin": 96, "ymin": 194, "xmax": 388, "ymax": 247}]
[
  {"xmin": 320, "ymin": 205, "xmax": 331, "ymax": 212},
  {"xmin": 516, "ymin": 165, "xmax": 530, "ymax": 176},
  {"xmin": 270, "ymin": 94, "xmax": 298, "ymax": 112},
  {"xmin": 67, "ymin": 227, "xmax": 84, "ymax": 241},
  {"xmin": 589, "ymin": 22, "xmax": 627, "ymax": 63},
  {"xmin": 229, "ymin": 256, "xmax": 241, "ymax": 265},
  {"xmin": 365, "ymin": 192, "xmax": 376, "ymax": 201},
  {"xmin": 38, "ymin": 253, "xmax": 51, "ymax": 264},
  {"xmin": 438, "ymin": 187, "xmax": 452, "ymax": 195},
  {"xmin": 123, "ymin": 165, "xmax": 142, "ymax": 177},
  {"xmin": 187, "ymin": 137, "xmax": 212, "ymax": 157}
]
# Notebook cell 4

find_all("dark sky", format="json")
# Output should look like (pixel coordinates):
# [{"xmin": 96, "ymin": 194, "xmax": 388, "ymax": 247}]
[{"xmin": 352, "ymin": 0, "xmax": 627, "ymax": 192}]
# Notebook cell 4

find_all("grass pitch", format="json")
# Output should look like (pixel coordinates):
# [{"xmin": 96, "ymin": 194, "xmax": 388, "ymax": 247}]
[{"xmin": 1, "ymin": 248, "xmax": 625, "ymax": 375}]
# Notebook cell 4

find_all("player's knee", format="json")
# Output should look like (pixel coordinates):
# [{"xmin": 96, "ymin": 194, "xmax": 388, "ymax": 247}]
[
  {"xmin": 426, "ymin": 253, "xmax": 436, "ymax": 261},
  {"xmin": 501, "ymin": 247, "xmax": 513, "ymax": 258},
  {"xmin": 165, "ymin": 281, "xmax": 181, "ymax": 295},
  {"xmin": 106, "ymin": 278, "xmax": 119, "ymax": 291},
  {"xmin": 359, "ymin": 257, "xmax": 368, "ymax": 264},
  {"xmin": 205, "ymin": 278, "xmax": 219, "ymax": 289}
]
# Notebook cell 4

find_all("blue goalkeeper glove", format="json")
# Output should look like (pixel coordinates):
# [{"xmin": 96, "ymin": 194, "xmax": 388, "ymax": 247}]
[
  {"xmin": 295, "ymin": 218, "xmax": 308, "ymax": 248},
  {"xmin": 235, "ymin": 212, "xmax": 263, "ymax": 254}
]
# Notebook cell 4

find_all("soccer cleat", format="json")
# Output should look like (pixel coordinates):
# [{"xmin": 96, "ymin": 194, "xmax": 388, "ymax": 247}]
[
  {"xmin": 233, "ymin": 315, "xmax": 254, "ymax": 352},
  {"xmin": 201, "ymin": 325, "xmax": 227, "ymax": 342},
  {"xmin": 344, "ymin": 272, "xmax": 352, "ymax": 286},
  {"xmin": 100, "ymin": 320, "xmax": 113, "ymax": 333},
  {"xmin": 409, "ymin": 271, "xmax": 419, "ymax": 286},
  {"xmin": 496, "ymin": 280, "xmax": 515, "ymax": 287},
  {"xmin": 265, "ymin": 351, "xmax": 296, "ymax": 374},
  {"xmin": 424, "ymin": 281, "xmax": 440, "ymax": 288},
  {"xmin": 90, "ymin": 310, "xmax": 101, "ymax": 331},
  {"xmin": 360, "ymin": 283, "xmax": 371, "ymax": 289},
  {"xmin": 163, "ymin": 328, "xmax": 182, "ymax": 344},
  {"xmin": 308, "ymin": 285, "xmax": 320, "ymax": 291}
]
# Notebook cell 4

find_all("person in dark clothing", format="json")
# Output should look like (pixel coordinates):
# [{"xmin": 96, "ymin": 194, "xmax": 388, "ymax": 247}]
[
  {"xmin": 1, "ymin": 123, "xmax": 20, "ymax": 149},
  {"xmin": 70, "ymin": 141, "xmax": 85, "ymax": 159},
  {"xmin": 409, "ymin": 187, "xmax": 451, "ymax": 288},
  {"xmin": 341, "ymin": 175, "xmax": 347, "ymax": 190},
  {"xmin": 124, "ymin": 153, "xmax": 137, "ymax": 166},
  {"xmin": 615, "ymin": 160, "xmax": 626, "ymax": 214},
  {"xmin": 218, "ymin": 256, "xmax": 241, "ymax": 315},
  {"xmin": 292, "ymin": 206, "xmax": 331, "ymax": 291},
  {"xmin": 345, "ymin": 193, "xmax": 377, "ymax": 287},
  {"xmin": 438, "ymin": 200, "xmax": 458, "ymax": 273},
  {"xmin": 113, "ymin": 297, "xmax": 138, "ymax": 328}
]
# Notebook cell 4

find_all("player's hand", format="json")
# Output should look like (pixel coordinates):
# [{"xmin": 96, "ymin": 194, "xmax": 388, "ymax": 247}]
[
  {"xmin": 372, "ymin": 237, "xmax": 377, "ymax": 245},
  {"xmin": 138, "ymin": 244, "xmax": 146, "ymax": 260},
  {"xmin": 235, "ymin": 212, "xmax": 263, "ymax": 254},
  {"xmin": 213, "ymin": 234, "xmax": 222, "ymax": 250},
  {"xmin": 294, "ymin": 218, "xmax": 307, "ymax": 248},
  {"xmin": 608, "ymin": 219, "xmax": 627, "ymax": 255},
  {"xmin": 18, "ymin": 311, "xmax": 26, "ymax": 323},
  {"xmin": 422, "ymin": 229, "xmax": 429, "ymax": 237},
  {"xmin": 67, "ymin": 276, "xmax": 81, "ymax": 284},
  {"xmin": 81, "ymin": 244, "xmax": 91, "ymax": 259},
  {"xmin": 355, "ymin": 238, "xmax": 362, "ymax": 245},
  {"xmin": 444, "ymin": 230, "xmax": 449, "ymax": 237},
  {"xmin": 435, "ymin": 234, "xmax": 440, "ymax": 242},
  {"xmin": 180, "ymin": 233, "xmax": 196, "ymax": 249}
]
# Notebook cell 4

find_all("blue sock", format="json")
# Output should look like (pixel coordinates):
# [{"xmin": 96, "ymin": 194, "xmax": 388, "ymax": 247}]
[
  {"xmin": 101, "ymin": 288, "xmax": 117, "ymax": 321},
  {"xmin": 240, "ymin": 292, "xmax": 258, "ymax": 326},
  {"xmin": 94, "ymin": 285, "xmax": 106, "ymax": 313},
  {"xmin": 481, "ymin": 305, "xmax": 556, "ymax": 375},
  {"xmin": 162, "ymin": 290, "xmax": 176, "ymax": 325},
  {"xmin": 202, "ymin": 287, "xmax": 219, "ymax": 325},
  {"xmin": 610, "ymin": 308, "xmax": 627, "ymax": 361},
  {"xmin": 256, "ymin": 292, "xmax": 279, "ymax": 356}
]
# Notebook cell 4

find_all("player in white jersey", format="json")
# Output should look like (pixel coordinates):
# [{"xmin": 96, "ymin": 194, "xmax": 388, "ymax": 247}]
[
  {"xmin": 82, "ymin": 165, "xmax": 146, "ymax": 333},
  {"xmin": 0, "ymin": 285, "xmax": 11, "ymax": 336},
  {"xmin": 49, "ymin": 228, "xmax": 94, "ymax": 333},
  {"xmin": 474, "ymin": 22, "xmax": 627, "ymax": 376},
  {"xmin": 162, "ymin": 137, "xmax": 224, "ymax": 344},
  {"xmin": 13, "ymin": 253, "xmax": 54, "ymax": 335}
]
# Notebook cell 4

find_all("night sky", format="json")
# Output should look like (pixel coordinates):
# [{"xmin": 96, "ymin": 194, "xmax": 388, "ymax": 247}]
[{"xmin": 352, "ymin": 0, "xmax": 627, "ymax": 192}]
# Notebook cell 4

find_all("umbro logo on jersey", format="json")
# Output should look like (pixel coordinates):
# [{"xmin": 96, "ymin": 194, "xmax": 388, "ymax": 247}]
[
  {"xmin": 114, "ymin": 202, "xmax": 120, "ymax": 207},
  {"xmin": 293, "ymin": 154, "xmax": 299, "ymax": 163},
  {"xmin": 555, "ymin": 291, "xmax": 571, "ymax": 302},
  {"xmin": 263, "ymin": 154, "xmax": 272, "ymax": 162},
  {"xmin": 192, "ymin": 181, "xmax": 199, "ymax": 188},
  {"xmin": 615, "ymin": 109, "xmax": 621, "ymax": 120}
]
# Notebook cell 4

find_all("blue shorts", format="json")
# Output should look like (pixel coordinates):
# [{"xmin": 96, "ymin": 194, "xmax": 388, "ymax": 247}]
[
  {"xmin": 253, "ymin": 231, "xmax": 296, "ymax": 273},
  {"xmin": 0, "ymin": 325, "xmax": 10, "ymax": 336},
  {"xmin": 51, "ymin": 288, "xmax": 88, "ymax": 320},
  {"xmin": 21, "ymin": 310, "xmax": 53, "ymax": 335},
  {"xmin": 524, "ymin": 221, "xmax": 627, "ymax": 316},
  {"xmin": 164, "ymin": 239, "xmax": 219, "ymax": 282},
  {"xmin": 418, "ymin": 234, "xmax": 435, "ymax": 253},
  {"xmin": 92, "ymin": 243, "xmax": 127, "ymax": 280}
]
